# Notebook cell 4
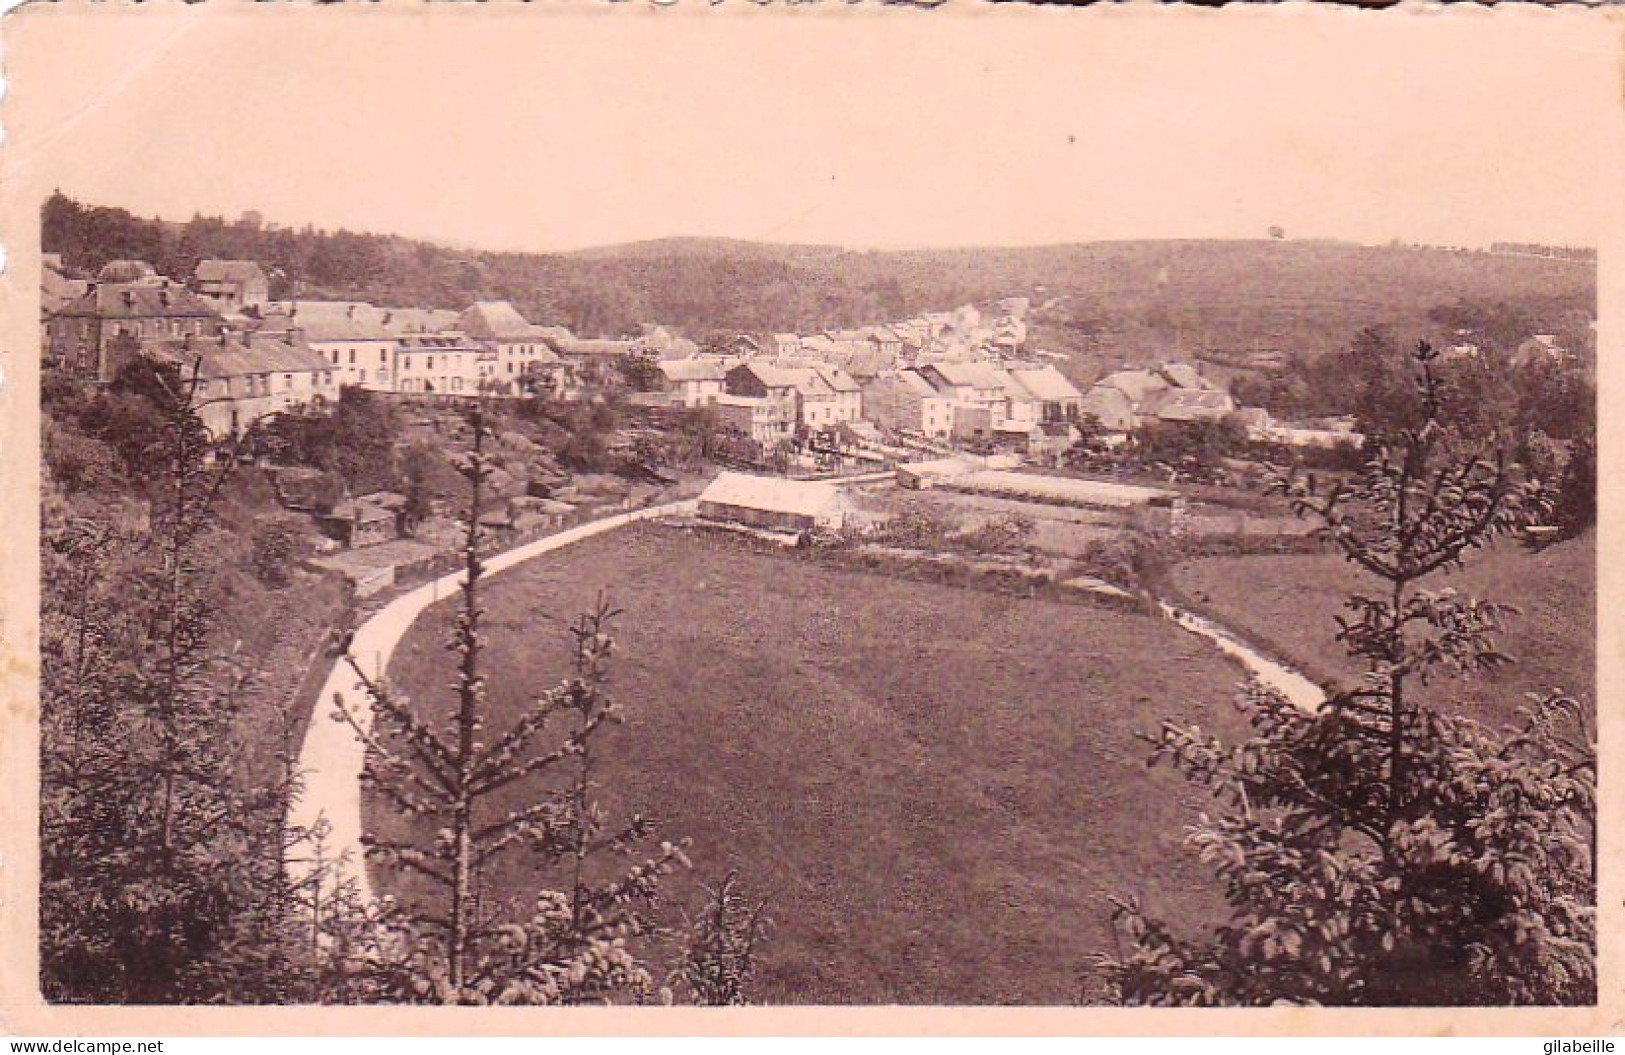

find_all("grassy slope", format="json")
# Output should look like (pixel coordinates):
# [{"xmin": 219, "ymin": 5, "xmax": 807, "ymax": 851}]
[
  {"xmin": 383, "ymin": 525, "xmax": 1259, "ymax": 1004},
  {"xmin": 1167, "ymin": 533, "xmax": 1595, "ymax": 732}
]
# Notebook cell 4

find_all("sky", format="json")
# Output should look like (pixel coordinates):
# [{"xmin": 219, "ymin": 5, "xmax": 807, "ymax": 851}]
[{"xmin": 4, "ymin": 4, "xmax": 1619, "ymax": 255}]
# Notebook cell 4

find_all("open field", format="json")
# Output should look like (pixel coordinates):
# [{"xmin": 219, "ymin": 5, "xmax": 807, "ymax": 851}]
[
  {"xmin": 382, "ymin": 523, "xmax": 1258, "ymax": 1004},
  {"xmin": 1167, "ymin": 532, "xmax": 1595, "ymax": 732}
]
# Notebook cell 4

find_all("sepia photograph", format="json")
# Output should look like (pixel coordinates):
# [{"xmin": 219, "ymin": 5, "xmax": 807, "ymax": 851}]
[{"xmin": 1, "ymin": 2, "xmax": 1618, "ymax": 1034}]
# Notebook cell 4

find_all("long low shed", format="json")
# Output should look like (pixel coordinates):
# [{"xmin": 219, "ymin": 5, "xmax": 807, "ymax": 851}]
[
  {"xmin": 697, "ymin": 471, "xmax": 850, "ymax": 532},
  {"xmin": 943, "ymin": 470, "xmax": 1175, "ymax": 509}
]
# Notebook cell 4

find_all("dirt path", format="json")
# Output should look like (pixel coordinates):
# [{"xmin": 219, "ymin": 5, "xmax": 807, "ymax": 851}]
[
  {"xmin": 285, "ymin": 500, "xmax": 698, "ymax": 902},
  {"xmin": 1155, "ymin": 600, "xmax": 1325, "ymax": 711}
]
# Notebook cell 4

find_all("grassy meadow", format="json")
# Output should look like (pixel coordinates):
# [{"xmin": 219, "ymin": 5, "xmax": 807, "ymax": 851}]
[
  {"xmin": 382, "ymin": 524, "xmax": 1261, "ymax": 1004},
  {"xmin": 1167, "ymin": 532, "xmax": 1595, "ymax": 733}
]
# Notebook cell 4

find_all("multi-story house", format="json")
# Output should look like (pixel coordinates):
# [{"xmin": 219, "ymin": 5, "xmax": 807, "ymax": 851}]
[
  {"xmin": 48, "ymin": 278, "xmax": 223, "ymax": 382},
  {"xmin": 393, "ymin": 331, "xmax": 496, "ymax": 395},
  {"xmin": 457, "ymin": 301, "xmax": 565, "ymax": 395},
  {"xmin": 299, "ymin": 305, "xmax": 401, "ymax": 390},
  {"xmin": 150, "ymin": 333, "xmax": 339, "ymax": 438},
  {"xmin": 657, "ymin": 358, "xmax": 729, "ymax": 409}
]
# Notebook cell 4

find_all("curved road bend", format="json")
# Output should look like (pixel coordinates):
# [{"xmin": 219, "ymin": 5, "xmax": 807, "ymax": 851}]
[{"xmin": 287, "ymin": 499, "xmax": 698, "ymax": 902}]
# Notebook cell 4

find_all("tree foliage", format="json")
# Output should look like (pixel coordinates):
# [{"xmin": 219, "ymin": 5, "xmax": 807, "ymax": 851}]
[
  {"xmin": 1100, "ymin": 341, "xmax": 1595, "ymax": 1007},
  {"xmin": 330, "ymin": 407, "xmax": 688, "ymax": 1004},
  {"xmin": 670, "ymin": 871, "xmax": 772, "ymax": 1007},
  {"xmin": 39, "ymin": 366, "xmax": 307, "ymax": 1002}
]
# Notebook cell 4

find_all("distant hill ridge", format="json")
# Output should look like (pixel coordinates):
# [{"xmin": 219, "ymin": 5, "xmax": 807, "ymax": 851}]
[{"xmin": 44, "ymin": 194, "xmax": 1594, "ymax": 383}]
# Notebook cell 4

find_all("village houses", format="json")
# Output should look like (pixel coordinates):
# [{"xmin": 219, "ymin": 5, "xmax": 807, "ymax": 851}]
[
  {"xmin": 725, "ymin": 361, "xmax": 863, "ymax": 432},
  {"xmin": 192, "ymin": 259, "xmax": 272, "ymax": 315},
  {"xmin": 456, "ymin": 301, "xmax": 566, "ymax": 395},
  {"xmin": 392, "ymin": 331, "xmax": 495, "ymax": 395},
  {"xmin": 48, "ymin": 271, "xmax": 224, "ymax": 382},
  {"xmin": 148, "ymin": 332, "xmax": 339, "ymax": 439},
  {"xmin": 1080, "ymin": 363, "xmax": 1236, "ymax": 433},
  {"xmin": 295, "ymin": 304, "xmax": 402, "ymax": 390},
  {"xmin": 656, "ymin": 358, "xmax": 729, "ymax": 409}
]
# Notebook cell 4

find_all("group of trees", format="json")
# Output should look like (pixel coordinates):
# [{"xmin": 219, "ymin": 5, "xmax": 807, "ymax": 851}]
[
  {"xmin": 1102, "ymin": 342, "xmax": 1595, "ymax": 1006},
  {"xmin": 42, "ymin": 365, "xmax": 315, "ymax": 1001},
  {"xmin": 1230, "ymin": 322, "xmax": 1594, "ymax": 441},
  {"xmin": 40, "ymin": 367, "xmax": 769, "ymax": 1004}
]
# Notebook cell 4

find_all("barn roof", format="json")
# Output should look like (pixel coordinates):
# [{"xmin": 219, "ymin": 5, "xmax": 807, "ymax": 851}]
[{"xmin": 698, "ymin": 471, "xmax": 844, "ymax": 518}]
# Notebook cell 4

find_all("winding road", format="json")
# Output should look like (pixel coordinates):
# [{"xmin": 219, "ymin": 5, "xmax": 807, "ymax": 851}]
[
  {"xmin": 286, "ymin": 499, "xmax": 697, "ymax": 902},
  {"xmin": 286, "ymin": 490, "xmax": 1324, "ymax": 903}
]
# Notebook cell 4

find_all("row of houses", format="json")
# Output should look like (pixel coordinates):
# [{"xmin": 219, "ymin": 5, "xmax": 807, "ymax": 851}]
[
  {"xmin": 47, "ymin": 255, "xmax": 1326, "ymax": 457},
  {"xmin": 760, "ymin": 297, "xmax": 1031, "ymax": 376},
  {"xmin": 42, "ymin": 257, "xmax": 656, "ymax": 436},
  {"xmin": 651, "ymin": 354, "xmax": 1088, "ymax": 454}
]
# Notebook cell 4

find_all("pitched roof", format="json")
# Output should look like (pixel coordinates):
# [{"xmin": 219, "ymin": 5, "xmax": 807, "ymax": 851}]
[
  {"xmin": 96, "ymin": 260, "xmax": 160, "ymax": 283},
  {"xmin": 1156, "ymin": 362, "xmax": 1211, "ymax": 390},
  {"xmin": 1094, "ymin": 369, "xmax": 1170, "ymax": 404},
  {"xmin": 798, "ymin": 335, "xmax": 846, "ymax": 358},
  {"xmin": 535, "ymin": 325, "xmax": 577, "ymax": 348},
  {"xmin": 381, "ymin": 307, "xmax": 462, "ymax": 335},
  {"xmin": 844, "ymin": 350, "xmax": 898, "ymax": 378},
  {"xmin": 699, "ymin": 471, "xmax": 844, "ymax": 519},
  {"xmin": 924, "ymin": 361, "xmax": 1007, "ymax": 392},
  {"xmin": 557, "ymin": 337, "xmax": 633, "ymax": 357},
  {"xmin": 148, "ymin": 334, "xmax": 332, "ymax": 378},
  {"xmin": 1144, "ymin": 388, "xmax": 1234, "ymax": 421},
  {"xmin": 735, "ymin": 362, "xmax": 809, "ymax": 390},
  {"xmin": 887, "ymin": 369, "xmax": 942, "ymax": 397},
  {"xmin": 809, "ymin": 363, "xmax": 861, "ymax": 393},
  {"xmin": 298, "ymin": 312, "xmax": 398, "ymax": 342},
  {"xmin": 1007, "ymin": 364, "xmax": 1083, "ymax": 402},
  {"xmin": 56, "ymin": 283, "xmax": 222, "ymax": 320},
  {"xmin": 42, "ymin": 269, "xmax": 89, "ymax": 315},
  {"xmin": 457, "ymin": 301, "xmax": 554, "ymax": 342},
  {"xmin": 278, "ymin": 300, "xmax": 386, "ymax": 329},
  {"xmin": 194, "ymin": 259, "xmax": 268, "ymax": 285},
  {"xmin": 399, "ymin": 331, "xmax": 488, "ymax": 352},
  {"xmin": 658, "ymin": 358, "xmax": 729, "ymax": 383}
]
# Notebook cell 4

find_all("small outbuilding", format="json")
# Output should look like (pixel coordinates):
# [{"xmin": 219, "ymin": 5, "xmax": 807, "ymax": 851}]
[{"xmin": 697, "ymin": 471, "xmax": 850, "ymax": 533}]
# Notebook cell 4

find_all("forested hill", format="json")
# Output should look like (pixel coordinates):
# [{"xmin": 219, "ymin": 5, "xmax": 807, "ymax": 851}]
[{"xmin": 43, "ymin": 193, "xmax": 1595, "ymax": 371}]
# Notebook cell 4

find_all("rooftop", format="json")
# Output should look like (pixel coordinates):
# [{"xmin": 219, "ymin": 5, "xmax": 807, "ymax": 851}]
[{"xmin": 699, "ymin": 471, "xmax": 846, "ymax": 518}]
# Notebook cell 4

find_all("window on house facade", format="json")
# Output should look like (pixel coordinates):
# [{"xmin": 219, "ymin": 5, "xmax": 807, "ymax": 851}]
[{"xmin": 348, "ymin": 349, "xmax": 356, "ymax": 365}]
